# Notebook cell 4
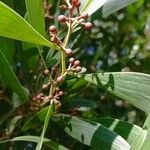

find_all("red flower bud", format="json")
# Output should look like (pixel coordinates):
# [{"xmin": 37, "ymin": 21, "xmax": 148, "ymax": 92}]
[
  {"xmin": 69, "ymin": 57, "xmax": 75, "ymax": 64},
  {"xmin": 56, "ymin": 76, "xmax": 63, "ymax": 83},
  {"xmin": 84, "ymin": 22, "xmax": 93, "ymax": 30},
  {"xmin": 49, "ymin": 25, "xmax": 57, "ymax": 34},
  {"xmin": 81, "ymin": 13, "xmax": 89, "ymax": 19},
  {"xmin": 51, "ymin": 35, "xmax": 58, "ymax": 43},
  {"xmin": 58, "ymin": 15, "xmax": 67, "ymax": 23},
  {"xmin": 74, "ymin": 60, "xmax": 80, "ymax": 66},
  {"xmin": 66, "ymin": 48, "xmax": 73, "ymax": 56},
  {"xmin": 75, "ymin": 66, "xmax": 82, "ymax": 72}
]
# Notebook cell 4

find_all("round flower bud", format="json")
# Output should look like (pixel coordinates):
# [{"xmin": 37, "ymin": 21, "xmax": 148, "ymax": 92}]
[
  {"xmin": 50, "ymin": 36, "xmax": 58, "ymax": 43},
  {"xmin": 49, "ymin": 25, "xmax": 57, "ymax": 33},
  {"xmin": 75, "ymin": 66, "xmax": 82, "ymax": 72},
  {"xmin": 81, "ymin": 13, "xmax": 89, "ymax": 19},
  {"xmin": 58, "ymin": 15, "xmax": 67, "ymax": 23},
  {"xmin": 44, "ymin": 69, "xmax": 49, "ymax": 75},
  {"xmin": 59, "ymin": 91, "xmax": 63, "ymax": 96},
  {"xmin": 69, "ymin": 57, "xmax": 75, "ymax": 64},
  {"xmin": 84, "ymin": 22, "xmax": 93, "ymax": 30},
  {"xmin": 42, "ymin": 84, "xmax": 48, "ymax": 90},
  {"xmin": 66, "ymin": 48, "xmax": 73, "ymax": 56},
  {"xmin": 56, "ymin": 76, "xmax": 63, "ymax": 83},
  {"xmin": 74, "ymin": 60, "xmax": 80, "ymax": 66}
]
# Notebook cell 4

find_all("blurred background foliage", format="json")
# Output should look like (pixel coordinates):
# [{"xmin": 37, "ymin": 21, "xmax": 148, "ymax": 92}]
[{"xmin": 0, "ymin": 0, "xmax": 150, "ymax": 149}]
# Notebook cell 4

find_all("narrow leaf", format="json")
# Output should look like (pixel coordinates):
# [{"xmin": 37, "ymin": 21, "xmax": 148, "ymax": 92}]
[
  {"xmin": 81, "ymin": 72, "xmax": 150, "ymax": 113},
  {"xmin": 0, "ymin": 2, "xmax": 56, "ymax": 49},
  {"xmin": 98, "ymin": 118, "xmax": 142, "ymax": 145},
  {"xmin": 102, "ymin": 0, "xmax": 137, "ymax": 17},
  {"xmin": 0, "ymin": 110, "xmax": 14, "ymax": 126},
  {"xmin": 25, "ymin": 0, "xmax": 45, "ymax": 36},
  {"xmin": 138, "ymin": 131, "xmax": 150, "ymax": 150},
  {"xmin": 22, "ymin": 106, "xmax": 49, "ymax": 131},
  {"xmin": 0, "ymin": 136, "xmax": 69, "ymax": 150},
  {"xmin": 0, "ymin": 49, "xmax": 28, "ymax": 103},
  {"xmin": 35, "ymin": 103, "xmax": 54, "ymax": 150},
  {"xmin": 143, "ymin": 114, "xmax": 150, "ymax": 130},
  {"xmin": 57, "ymin": 115, "xmax": 130, "ymax": 150},
  {"xmin": 8, "ymin": 116, "xmax": 22, "ymax": 134},
  {"xmin": 130, "ymin": 129, "xmax": 148, "ymax": 150},
  {"xmin": 0, "ymin": 37, "xmax": 15, "ymax": 64},
  {"xmin": 81, "ymin": 0, "xmax": 108, "ymax": 16}
]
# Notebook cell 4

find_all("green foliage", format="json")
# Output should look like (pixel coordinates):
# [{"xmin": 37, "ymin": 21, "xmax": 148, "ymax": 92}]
[
  {"xmin": 0, "ymin": 0, "xmax": 150, "ymax": 150},
  {"xmin": 0, "ymin": 2, "xmax": 56, "ymax": 49},
  {"xmin": 0, "ymin": 49, "xmax": 28, "ymax": 104}
]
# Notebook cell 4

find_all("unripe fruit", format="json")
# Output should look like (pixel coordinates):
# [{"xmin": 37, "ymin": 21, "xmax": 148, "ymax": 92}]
[
  {"xmin": 66, "ymin": 48, "xmax": 73, "ymax": 56},
  {"xmin": 49, "ymin": 25, "xmax": 57, "ymax": 33},
  {"xmin": 74, "ymin": 60, "xmax": 80, "ymax": 66},
  {"xmin": 81, "ymin": 13, "xmax": 89, "ymax": 19},
  {"xmin": 75, "ymin": 66, "xmax": 82, "ymax": 72},
  {"xmin": 56, "ymin": 76, "xmax": 63, "ymax": 83},
  {"xmin": 58, "ymin": 15, "xmax": 67, "ymax": 23},
  {"xmin": 84, "ymin": 22, "xmax": 93, "ymax": 30},
  {"xmin": 44, "ymin": 69, "xmax": 49, "ymax": 75},
  {"xmin": 69, "ymin": 57, "xmax": 75, "ymax": 64}
]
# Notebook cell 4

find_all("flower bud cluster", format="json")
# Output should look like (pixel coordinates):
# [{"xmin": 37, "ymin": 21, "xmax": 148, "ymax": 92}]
[
  {"xmin": 30, "ymin": 0, "xmax": 93, "ymax": 112},
  {"xmin": 69, "ymin": 57, "xmax": 82, "ymax": 73},
  {"xmin": 58, "ymin": 0, "xmax": 93, "ymax": 30}
]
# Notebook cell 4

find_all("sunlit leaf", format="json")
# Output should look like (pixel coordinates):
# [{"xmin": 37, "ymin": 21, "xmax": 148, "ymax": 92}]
[
  {"xmin": 102, "ymin": 0, "xmax": 137, "ymax": 17},
  {"xmin": 143, "ymin": 114, "xmax": 150, "ymax": 131},
  {"xmin": 81, "ymin": 0, "xmax": 108, "ymax": 16},
  {"xmin": 130, "ymin": 129, "xmax": 148, "ymax": 150},
  {"xmin": 57, "ymin": 114, "xmax": 130, "ymax": 150},
  {"xmin": 25, "ymin": 0, "xmax": 45, "ymax": 36},
  {"xmin": 81, "ymin": 72, "xmax": 150, "ymax": 113},
  {"xmin": 0, "ymin": 2, "xmax": 57, "ymax": 49},
  {"xmin": 98, "ymin": 118, "xmax": 142, "ymax": 145}
]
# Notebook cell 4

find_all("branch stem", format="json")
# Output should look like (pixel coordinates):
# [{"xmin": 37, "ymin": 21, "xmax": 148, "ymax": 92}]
[{"xmin": 61, "ymin": 21, "xmax": 72, "ymax": 75}]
